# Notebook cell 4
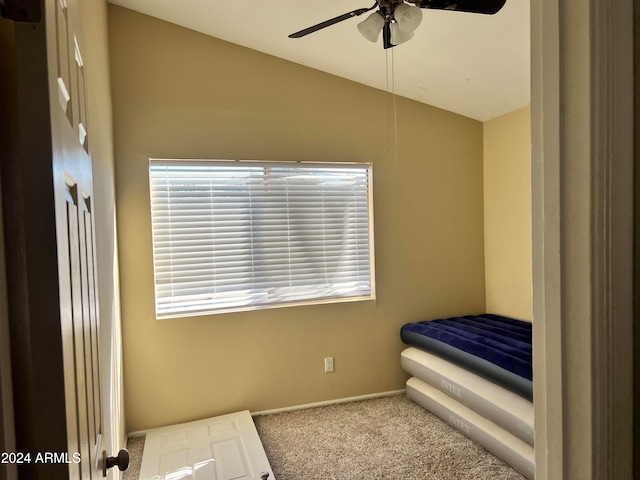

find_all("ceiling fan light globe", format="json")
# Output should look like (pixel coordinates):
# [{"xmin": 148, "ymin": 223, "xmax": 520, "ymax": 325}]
[
  {"xmin": 357, "ymin": 12, "xmax": 385, "ymax": 42},
  {"xmin": 390, "ymin": 22, "xmax": 415, "ymax": 45},
  {"xmin": 394, "ymin": 4, "xmax": 423, "ymax": 33}
]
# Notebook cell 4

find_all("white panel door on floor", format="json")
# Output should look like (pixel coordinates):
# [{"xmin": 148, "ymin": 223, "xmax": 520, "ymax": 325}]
[{"xmin": 140, "ymin": 410, "xmax": 275, "ymax": 480}]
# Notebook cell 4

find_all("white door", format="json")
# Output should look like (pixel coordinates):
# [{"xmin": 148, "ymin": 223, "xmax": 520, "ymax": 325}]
[
  {"xmin": 46, "ymin": 0, "xmax": 118, "ymax": 477},
  {"xmin": 0, "ymin": 0, "xmax": 122, "ymax": 478},
  {"xmin": 140, "ymin": 411, "xmax": 275, "ymax": 480}
]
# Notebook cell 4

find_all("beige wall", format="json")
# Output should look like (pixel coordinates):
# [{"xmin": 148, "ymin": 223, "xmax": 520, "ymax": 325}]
[
  {"xmin": 483, "ymin": 107, "xmax": 532, "ymax": 321},
  {"xmin": 109, "ymin": 5, "xmax": 486, "ymax": 433}
]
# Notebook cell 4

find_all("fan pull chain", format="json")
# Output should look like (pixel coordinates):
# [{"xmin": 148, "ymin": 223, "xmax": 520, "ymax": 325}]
[{"xmin": 385, "ymin": 48, "xmax": 399, "ymax": 165}]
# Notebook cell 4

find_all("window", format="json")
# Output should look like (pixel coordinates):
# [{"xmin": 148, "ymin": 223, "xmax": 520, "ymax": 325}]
[{"xmin": 149, "ymin": 159, "xmax": 375, "ymax": 318}]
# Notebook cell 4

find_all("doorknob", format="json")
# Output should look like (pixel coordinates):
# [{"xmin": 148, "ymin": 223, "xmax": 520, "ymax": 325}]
[{"xmin": 102, "ymin": 449, "xmax": 130, "ymax": 477}]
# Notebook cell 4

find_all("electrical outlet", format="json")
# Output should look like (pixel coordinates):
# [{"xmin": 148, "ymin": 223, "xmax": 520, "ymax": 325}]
[{"xmin": 324, "ymin": 357, "xmax": 334, "ymax": 373}]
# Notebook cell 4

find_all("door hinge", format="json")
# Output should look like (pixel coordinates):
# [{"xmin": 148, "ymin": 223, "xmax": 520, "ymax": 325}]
[{"xmin": 0, "ymin": 0, "xmax": 41, "ymax": 23}]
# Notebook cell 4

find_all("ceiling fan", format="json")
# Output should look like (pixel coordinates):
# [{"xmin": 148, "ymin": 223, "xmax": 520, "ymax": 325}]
[{"xmin": 289, "ymin": 0, "xmax": 507, "ymax": 49}]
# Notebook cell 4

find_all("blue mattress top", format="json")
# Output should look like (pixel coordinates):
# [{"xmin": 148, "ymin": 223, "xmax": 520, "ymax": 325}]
[{"xmin": 401, "ymin": 314, "xmax": 533, "ymax": 398}]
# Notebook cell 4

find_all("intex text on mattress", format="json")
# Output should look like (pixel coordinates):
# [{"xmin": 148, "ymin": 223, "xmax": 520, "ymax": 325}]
[{"xmin": 400, "ymin": 314, "xmax": 532, "ymax": 400}]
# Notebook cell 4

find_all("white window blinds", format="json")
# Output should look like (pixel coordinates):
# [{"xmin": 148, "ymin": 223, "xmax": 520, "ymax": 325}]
[{"xmin": 149, "ymin": 159, "xmax": 375, "ymax": 318}]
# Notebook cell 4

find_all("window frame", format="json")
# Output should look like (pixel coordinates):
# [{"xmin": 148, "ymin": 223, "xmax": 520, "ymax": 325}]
[{"xmin": 149, "ymin": 158, "xmax": 376, "ymax": 319}]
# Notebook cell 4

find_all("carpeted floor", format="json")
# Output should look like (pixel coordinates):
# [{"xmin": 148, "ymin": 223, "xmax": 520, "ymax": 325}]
[
  {"xmin": 124, "ymin": 394, "xmax": 526, "ymax": 480},
  {"xmin": 123, "ymin": 435, "xmax": 144, "ymax": 480},
  {"xmin": 253, "ymin": 394, "xmax": 525, "ymax": 480}
]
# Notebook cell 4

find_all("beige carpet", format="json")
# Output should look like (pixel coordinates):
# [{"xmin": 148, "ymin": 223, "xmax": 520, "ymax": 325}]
[
  {"xmin": 253, "ymin": 394, "xmax": 525, "ymax": 480},
  {"xmin": 124, "ymin": 394, "xmax": 526, "ymax": 479},
  {"xmin": 123, "ymin": 435, "xmax": 144, "ymax": 480}
]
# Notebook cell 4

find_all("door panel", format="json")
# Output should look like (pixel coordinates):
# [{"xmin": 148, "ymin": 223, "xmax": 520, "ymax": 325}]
[
  {"xmin": 63, "ymin": 182, "xmax": 83, "ymax": 480},
  {"xmin": 140, "ymin": 411, "xmax": 275, "ymax": 480},
  {"xmin": 64, "ymin": 179, "xmax": 102, "ymax": 478},
  {"xmin": 54, "ymin": 0, "xmax": 73, "ymax": 124}
]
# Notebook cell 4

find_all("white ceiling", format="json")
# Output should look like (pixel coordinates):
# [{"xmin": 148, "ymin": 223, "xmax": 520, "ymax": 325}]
[{"xmin": 107, "ymin": 0, "xmax": 530, "ymax": 121}]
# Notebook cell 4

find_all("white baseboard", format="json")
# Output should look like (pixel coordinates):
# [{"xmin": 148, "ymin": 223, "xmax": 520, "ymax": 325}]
[
  {"xmin": 126, "ymin": 389, "xmax": 406, "ymax": 437},
  {"xmin": 251, "ymin": 389, "xmax": 406, "ymax": 417}
]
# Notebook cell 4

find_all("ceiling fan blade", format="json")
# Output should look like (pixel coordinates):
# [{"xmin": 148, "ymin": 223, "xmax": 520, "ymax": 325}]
[
  {"xmin": 417, "ymin": 0, "xmax": 507, "ymax": 15},
  {"xmin": 288, "ymin": 2, "xmax": 378, "ymax": 38}
]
